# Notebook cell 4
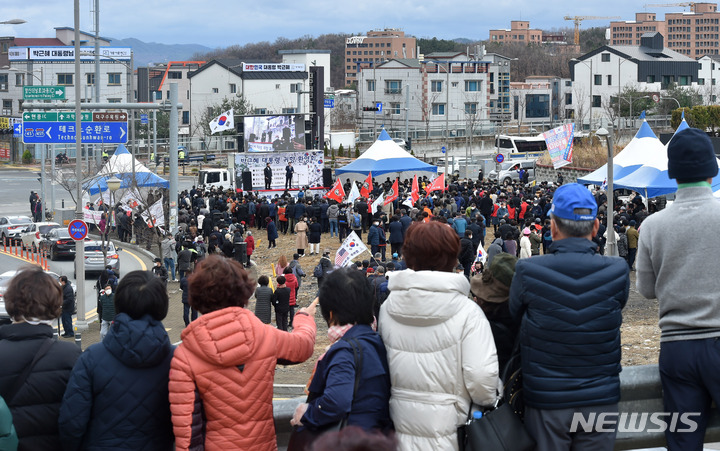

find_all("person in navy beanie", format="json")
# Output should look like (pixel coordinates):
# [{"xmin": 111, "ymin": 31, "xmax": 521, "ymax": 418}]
[{"xmin": 637, "ymin": 127, "xmax": 720, "ymax": 450}]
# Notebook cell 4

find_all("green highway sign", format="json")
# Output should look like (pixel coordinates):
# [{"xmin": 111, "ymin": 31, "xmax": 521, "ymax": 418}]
[
  {"xmin": 23, "ymin": 112, "xmax": 92, "ymax": 122},
  {"xmin": 23, "ymin": 86, "xmax": 66, "ymax": 100}
]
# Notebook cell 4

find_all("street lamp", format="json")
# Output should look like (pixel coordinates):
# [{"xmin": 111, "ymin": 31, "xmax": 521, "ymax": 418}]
[
  {"xmin": 596, "ymin": 127, "xmax": 617, "ymax": 257},
  {"xmin": 619, "ymin": 95, "xmax": 649, "ymax": 129}
]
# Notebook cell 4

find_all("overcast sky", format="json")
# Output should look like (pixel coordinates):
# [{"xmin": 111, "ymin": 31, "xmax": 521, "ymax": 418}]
[{"xmin": 2, "ymin": 1, "xmax": 684, "ymax": 48}]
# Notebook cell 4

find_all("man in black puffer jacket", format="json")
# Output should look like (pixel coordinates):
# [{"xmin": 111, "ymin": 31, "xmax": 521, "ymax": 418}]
[{"xmin": 509, "ymin": 184, "xmax": 629, "ymax": 451}]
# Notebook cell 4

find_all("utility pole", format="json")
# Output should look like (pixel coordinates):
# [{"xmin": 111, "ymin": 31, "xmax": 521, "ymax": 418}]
[
  {"xmin": 73, "ymin": 0, "xmax": 86, "ymax": 348},
  {"xmin": 169, "ymin": 83, "xmax": 179, "ymax": 235},
  {"xmin": 94, "ymin": 0, "xmax": 101, "ymax": 167}
]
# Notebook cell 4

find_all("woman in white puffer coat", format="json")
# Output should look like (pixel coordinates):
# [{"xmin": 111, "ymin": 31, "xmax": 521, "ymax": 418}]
[{"xmin": 379, "ymin": 221, "xmax": 499, "ymax": 451}]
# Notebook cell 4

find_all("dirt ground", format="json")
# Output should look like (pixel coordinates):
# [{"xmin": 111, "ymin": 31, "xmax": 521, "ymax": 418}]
[{"xmin": 245, "ymin": 228, "xmax": 660, "ymax": 387}]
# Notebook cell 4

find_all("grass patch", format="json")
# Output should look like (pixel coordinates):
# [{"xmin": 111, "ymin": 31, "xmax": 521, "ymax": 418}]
[{"xmin": 536, "ymin": 138, "xmax": 622, "ymax": 169}]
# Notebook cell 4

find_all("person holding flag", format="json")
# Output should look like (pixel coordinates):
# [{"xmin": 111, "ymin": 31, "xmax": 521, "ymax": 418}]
[
  {"xmin": 384, "ymin": 179, "xmax": 399, "ymax": 207},
  {"xmin": 411, "ymin": 174, "xmax": 420, "ymax": 205},
  {"xmin": 360, "ymin": 172, "xmax": 373, "ymax": 199},
  {"xmin": 324, "ymin": 179, "xmax": 345, "ymax": 204},
  {"xmin": 425, "ymin": 173, "xmax": 447, "ymax": 194}
]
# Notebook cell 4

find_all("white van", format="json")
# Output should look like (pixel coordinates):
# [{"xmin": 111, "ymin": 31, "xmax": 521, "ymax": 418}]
[{"xmin": 487, "ymin": 159, "xmax": 536, "ymax": 186}]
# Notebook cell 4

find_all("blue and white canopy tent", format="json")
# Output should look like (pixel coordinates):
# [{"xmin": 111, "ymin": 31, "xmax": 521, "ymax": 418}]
[
  {"xmin": 612, "ymin": 116, "xmax": 720, "ymax": 198},
  {"xmin": 334, "ymin": 129, "xmax": 438, "ymax": 183},
  {"xmin": 577, "ymin": 116, "xmax": 667, "ymax": 186},
  {"xmin": 83, "ymin": 144, "xmax": 169, "ymax": 195}
]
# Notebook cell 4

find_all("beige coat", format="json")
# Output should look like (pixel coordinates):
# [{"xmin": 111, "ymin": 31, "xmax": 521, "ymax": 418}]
[{"xmin": 294, "ymin": 220, "xmax": 308, "ymax": 250}]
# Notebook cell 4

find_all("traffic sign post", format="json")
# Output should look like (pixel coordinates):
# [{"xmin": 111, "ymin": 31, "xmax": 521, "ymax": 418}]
[
  {"xmin": 494, "ymin": 153, "xmax": 505, "ymax": 163},
  {"xmin": 68, "ymin": 220, "xmax": 88, "ymax": 241},
  {"xmin": 23, "ymin": 111, "xmax": 128, "ymax": 144},
  {"xmin": 23, "ymin": 86, "xmax": 66, "ymax": 100},
  {"xmin": 140, "ymin": 114, "xmax": 149, "ymax": 124}
]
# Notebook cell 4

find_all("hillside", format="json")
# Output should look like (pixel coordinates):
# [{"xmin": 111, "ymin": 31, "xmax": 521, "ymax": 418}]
[{"xmin": 110, "ymin": 37, "xmax": 213, "ymax": 67}]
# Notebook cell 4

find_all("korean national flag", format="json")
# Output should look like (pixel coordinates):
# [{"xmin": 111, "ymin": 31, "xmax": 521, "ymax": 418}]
[{"xmin": 209, "ymin": 109, "xmax": 234, "ymax": 134}]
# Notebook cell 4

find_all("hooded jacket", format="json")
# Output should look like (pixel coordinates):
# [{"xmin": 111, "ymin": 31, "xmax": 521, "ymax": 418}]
[
  {"xmin": 169, "ymin": 307, "xmax": 316, "ymax": 450},
  {"xmin": 379, "ymin": 270, "xmax": 498, "ymax": 451},
  {"xmin": 59, "ymin": 313, "xmax": 174, "ymax": 450},
  {"xmin": 0, "ymin": 323, "xmax": 81, "ymax": 451}
]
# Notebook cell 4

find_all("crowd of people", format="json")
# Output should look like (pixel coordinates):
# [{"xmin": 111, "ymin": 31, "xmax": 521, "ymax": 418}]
[{"xmin": 3, "ymin": 127, "xmax": 719, "ymax": 451}]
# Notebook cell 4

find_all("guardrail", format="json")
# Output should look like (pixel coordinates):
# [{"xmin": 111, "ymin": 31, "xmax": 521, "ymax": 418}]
[{"xmin": 270, "ymin": 365, "xmax": 720, "ymax": 450}]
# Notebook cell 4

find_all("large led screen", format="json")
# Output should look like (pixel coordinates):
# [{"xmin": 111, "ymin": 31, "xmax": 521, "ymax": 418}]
[{"xmin": 244, "ymin": 115, "xmax": 306, "ymax": 152}]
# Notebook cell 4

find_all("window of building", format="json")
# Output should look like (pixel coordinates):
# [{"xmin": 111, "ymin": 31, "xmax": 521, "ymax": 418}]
[
  {"xmin": 108, "ymin": 73, "xmax": 121, "ymax": 85},
  {"xmin": 465, "ymin": 102, "xmax": 477, "ymax": 114},
  {"xmin": 592, "ymin": 95, "xmax": 602, "ymax": 108},
  {"xmin": 594, "ymin": 74, "xmax": 602, "ymax": 85},
  {"xmin": 254, "ymin": 108, "xmax": 267, "ymax": 115},
  {"xmin": 212, "ymin": 88, "xmax": 219, "ymax": 93},
  {"xmin": 86, "ymin": 73, "xmax": 95, "ymax": 85},
  {"xmin": 432, "ymin": 103, "xmax": 445, "ymax": 115},
  {"xmin": 108, "ymin": 98, "xmax": 121, "ymax": 103},
  {"xmin": 465, "ymin": 80, "xmax": 480, "ymax": 91},
  {"xmin": 385, "ymin": 80, "xmax": 402, "ymax": 94},
  {"xmin": 647, "ymin": 75, "xmax": 656, "ymax": 83},
  {"xmin": 431, "ymin": 80, "xmax": 443, "ymax": 92},
  {"xmin": 2, "ymin": 100, "xmax": 11, "ymax": 115},
  {"xmin": 601, "ymin": 53, "xmax": 611, "ymax": 62},
  {"xmin": 57, "ymin": 73, "xmax": 73, "ymax": 86},
  {"xmin": 168, "ymin": 71, "xmax": 182, "ymax": 79},
  {"xmin": 699, "ymin": 78, "xmax": 706, "ymax": 85},
  {"xmin": 607, "ymin": 75, "xmax": 612, "ymax": 85},
  {"xmin": 525, "ymin": 94, "xmax": 549, "ymax": 118},
  {"xmin": 390, "ymin": 103, "xmax": 401, "ymax": 115},
  {"xmin": 290, "ymin": 83, "xmax": 301, "ymax": 93},
  {"xmin": 565, "ymin": 93, "xmax": 572, "ymax": 105},
  {"xmin": 367, "ymin": 80, "xmax": 375, "ymax": 91},
  {"xmin": 282, "ymin": 108, "xmax": 297, "ymax": 114},
  {"xmin": 15, "ymin": 73, "xmax": 24, "ymax": 87},
  {"xmin": 230, "ymin": 83, "xmax": 237, "ymax": 93},
  {"xmin": 182, "ymin": 111, "xmax": 190, "ymax": 124},
  {"xmin": 679, "ymin": 75, "xmax": 690, "ymax": 85}
]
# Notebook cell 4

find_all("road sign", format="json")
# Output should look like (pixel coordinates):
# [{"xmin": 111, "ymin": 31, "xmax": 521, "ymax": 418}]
[
  {"xmin": 23, "ymin": 121, "xmax": 128, "ymax": 144},
  {"xmin": 495, "ymin": 153, "xmax": 505, "ymax": 163},
  {"xmin": 13, "ymin": 120, "xmax": 22, "ymax": 138},
  {"xmin": 324, "ymin": 98, "xmax": 334, "ymax": 109},
  {"xmin": 376, "ymin": 102, "xmax": 382, "ymax": 114},
  {"xmin": 140, "ymin": 114, "xmax": 149, "ymax": 124},
  {"xmin": 23, "ymin": 86, "xmax": 66, "ymax": 100},
  {"xmin": 441, "ymin": 146, "xmax": 446, "ymax": 154},
  {"xmin": 68, "ymin": 220, "xmax": 88, "ymax": 241}
]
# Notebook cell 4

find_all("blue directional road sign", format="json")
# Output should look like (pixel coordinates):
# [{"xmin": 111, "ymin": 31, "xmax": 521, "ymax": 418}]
[
  {"xmin": 324, "ymin": 98, "xmax": 334, "ymax": 108},
  {"xmin": 23, "ymin": 121, "xmax": 128, "ymax": 144},
  {"xmin": 140, "ymin": 114, "xmax": 149, "ymax": 124},
  {"xmin": 13, "ymin": 121, "xmax": 22, "ymax": 138},
  {"xmin": 68, "ymin": 219, "xmax": 88, "ymax": 241},
  {"xmin": 376, "ymin": 102, "xmax": 382, "ymax": 114}
]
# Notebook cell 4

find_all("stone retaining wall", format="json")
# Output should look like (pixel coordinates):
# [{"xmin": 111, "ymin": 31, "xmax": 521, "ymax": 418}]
[{"xmin": 536, "ymin": 162, "xmax": 595, "ymax": 185}]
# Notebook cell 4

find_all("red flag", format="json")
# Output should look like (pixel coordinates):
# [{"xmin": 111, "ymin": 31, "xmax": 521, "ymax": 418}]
[
  {"xmin": 384, "ymin": 179, "xmax": 399, "ymax": 205},
  {"xmin": 324, "ymin": 179, "xmax": 345, "ymax": 203},
  {"xmin": 411, "ymin": 174, "xmax": 420, "ymax": 204},
  {"xmin": 426, "ymin": 173, "xmax": 446, "ymax": 193},
  {"xmin": 360, "ymin": 172, "xmax": 373, "ymax": 198}
]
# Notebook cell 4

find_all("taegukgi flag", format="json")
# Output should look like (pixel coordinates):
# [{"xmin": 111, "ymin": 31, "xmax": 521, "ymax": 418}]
[
  {"xmin": 335, "ymin": 231, "xmax": 368, "ymax": 267},
  {"xmin": 209, "ymin": 108, "xmax": 234, "ymax": 134}
]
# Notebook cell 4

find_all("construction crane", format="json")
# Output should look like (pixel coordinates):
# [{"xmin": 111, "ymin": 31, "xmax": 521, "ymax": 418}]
[
  {"xmin": 564, "ymin": 16, "xmax": 622, "ymax": 45},
  {"xmin": 643, "ymin": 3, "xmax": 695, "ymax": 9}
]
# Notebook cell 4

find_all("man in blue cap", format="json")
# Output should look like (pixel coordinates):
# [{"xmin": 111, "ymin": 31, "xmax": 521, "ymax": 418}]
[
  {"xmin": 637, "ymin": 127, "xmax": 720, "ymax": 450},
  {"xmin": 509, "ymin": 183, "xmax": 629, "ymax": 451}
]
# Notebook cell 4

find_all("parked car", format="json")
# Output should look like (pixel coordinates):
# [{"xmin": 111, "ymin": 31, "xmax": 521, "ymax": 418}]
[
  {"xmin": 0, "ymin": 270, "xmax": 76, "ymax": 324},
  {"xmin": 0, "ymin": 216, "xmax": 33, "ymax": 244},
  {"xmin": 75, "ymin": 240, "xmax": 120, "ymax": 278},
  {"xmin": 487, "ymin": 159, "xmax": 537, "ymax": 186},
  {"xmin": 20, "ymin": 221, "xmax": 61, "ymax": 251},
  {"xmin": 39, "ymin": 228, "xmax": 78, "ymax": 261},
  {"xmin": 392, "ymin": 137, "xmax": 407, "ymax": 148}
]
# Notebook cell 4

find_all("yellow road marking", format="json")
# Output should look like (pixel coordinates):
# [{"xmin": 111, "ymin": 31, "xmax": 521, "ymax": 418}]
[{"xmin": 120, "ymin": 248, "xmax": 147, "ymax": 271}]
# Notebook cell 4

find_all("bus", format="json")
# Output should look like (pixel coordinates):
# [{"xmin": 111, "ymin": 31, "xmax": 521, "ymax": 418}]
[{"xmin": 495, "ymin": 134, "xmax": 547, "ymax": 157}]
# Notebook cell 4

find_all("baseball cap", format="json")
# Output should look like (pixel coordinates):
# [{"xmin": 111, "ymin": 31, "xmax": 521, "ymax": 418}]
[{"xmin": 549, "ymin": 183, "xmax": 597, "ymax": 221}]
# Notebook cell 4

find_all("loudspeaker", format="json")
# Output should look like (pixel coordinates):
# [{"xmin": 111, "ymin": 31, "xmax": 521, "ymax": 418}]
[
  {"xmin": 322, "ymin": 168, "xmax": 333, "ymax": 188},
  {"xmin": 304, "ymin": 120, "xmax": 312, "ymax": 132},
  {"xmin": 242, "ymin": 171, "xmax": 253, "ymax": 192}
]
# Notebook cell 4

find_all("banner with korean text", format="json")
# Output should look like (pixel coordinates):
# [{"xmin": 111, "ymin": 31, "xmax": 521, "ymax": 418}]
[
  {"xmin": 234, "ymin": 150, "xmax": 324, "ymax": 190},
  {"xmin": 542, "ymin": 123, "xmax": 574, "ymax": 169}
]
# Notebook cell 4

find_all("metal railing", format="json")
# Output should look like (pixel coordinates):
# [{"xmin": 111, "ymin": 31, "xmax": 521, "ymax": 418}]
[{"xmin": 271, "ymin": 365, "xmax": 720, "ymax": 450}]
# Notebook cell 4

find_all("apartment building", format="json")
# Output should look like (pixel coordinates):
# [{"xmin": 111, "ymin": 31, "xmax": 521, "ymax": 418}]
[
  {"xmin": 344, "ymin": 29, "xmax": 416, "ymax": 88},
  {"xmin": 610, "ymin": 3, "xmax": 720, "ymax": 57},
  {"xmin": 489, "ymin": 21, "xmax": 543, "ymax": 45}
]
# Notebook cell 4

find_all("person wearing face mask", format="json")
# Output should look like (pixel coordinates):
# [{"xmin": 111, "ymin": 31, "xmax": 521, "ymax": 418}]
[
  {"xmin": 99, "ymin": 285, "xmax": 115, "ymax": 340},
  {"xmin": 152, "ymin": 257, "xmax": 168, "ymax": 286}
]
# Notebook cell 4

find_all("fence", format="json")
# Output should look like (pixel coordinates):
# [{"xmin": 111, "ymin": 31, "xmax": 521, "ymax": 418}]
[
  {"xmin": 271, "ymin": 364, "xmax": 720, "ymax": 450},
  {"xmin": 1, "ymin": 237, "xmax": 50, "ymax": 271}
]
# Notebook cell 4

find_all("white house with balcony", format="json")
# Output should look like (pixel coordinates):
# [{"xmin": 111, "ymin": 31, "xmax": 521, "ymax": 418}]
[{"xmin": 356, "ymin": 56, "xmax": 490, "ymax": 140}]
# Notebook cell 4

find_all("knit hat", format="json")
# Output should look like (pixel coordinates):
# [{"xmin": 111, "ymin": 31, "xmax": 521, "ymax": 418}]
[
  {"xmin": 470, "ymin": 253, "xmax": 518, "ymax": 303},
  {"xmin": 667, "ymin": 127, "xmax": 718, "ymax": 180}
]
